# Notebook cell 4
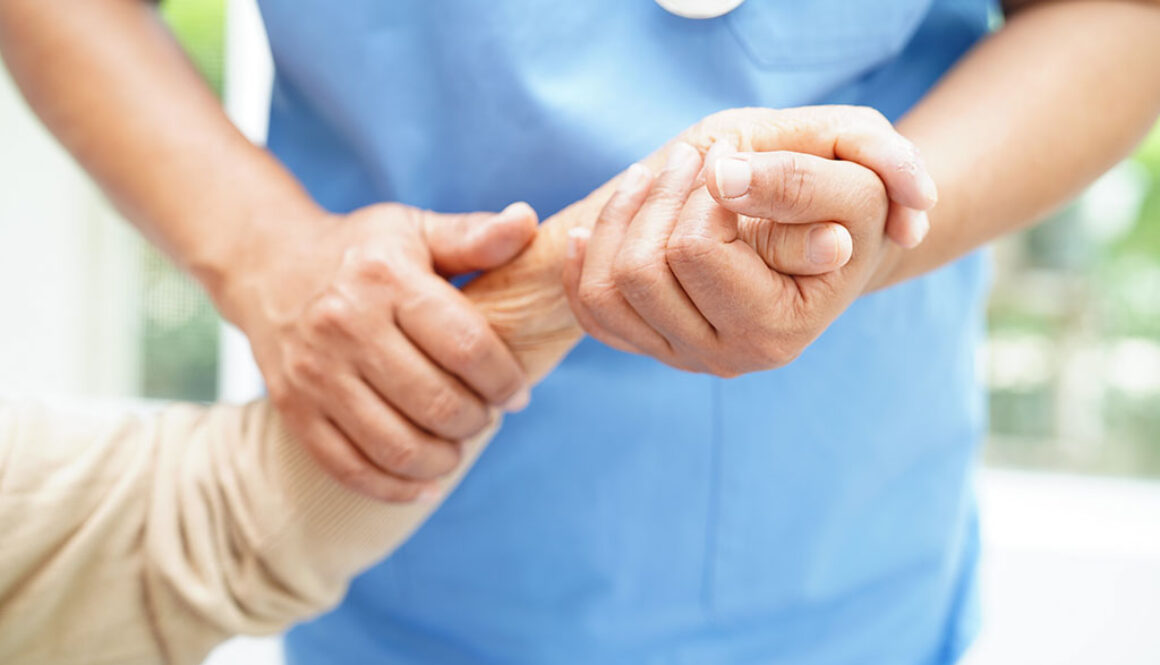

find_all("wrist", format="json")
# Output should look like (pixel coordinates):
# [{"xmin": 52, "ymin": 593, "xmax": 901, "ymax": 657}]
[{"xmin": 194, "ymin": 201, "xmax": 332, "ymax": 329}]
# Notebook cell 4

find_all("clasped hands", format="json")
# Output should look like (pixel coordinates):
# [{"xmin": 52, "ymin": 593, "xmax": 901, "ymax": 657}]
[
  {"xmin": 560, "ymin": 106, "xmax": 936, "ymax": 376},
  {"xmin": 228, "ymin": 105, "xmax": 936, "ymax": 502}
]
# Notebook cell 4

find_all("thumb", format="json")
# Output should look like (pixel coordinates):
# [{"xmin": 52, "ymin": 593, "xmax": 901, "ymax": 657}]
[
  {"xmin": 683, "ymin": 106, "xmax": 938, "ymax": 212},
  {"xmin": 423, "ymin": 202, "xmax": 539, "ymax": 275}
]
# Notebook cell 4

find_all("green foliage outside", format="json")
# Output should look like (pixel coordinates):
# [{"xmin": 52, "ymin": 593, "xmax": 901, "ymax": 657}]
[
  {"xmin": 138, "ymin": 0, "xmax": 226, "ymax": 402},
  {"xmin": 988, "ymin": 123, "xmax": 1160, "ymax": 478},
  {"xmin": 159, "ymin": 0, "xmax": 226, "ymax": 96}
]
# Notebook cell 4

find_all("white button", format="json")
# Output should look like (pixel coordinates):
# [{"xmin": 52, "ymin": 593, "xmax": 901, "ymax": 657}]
[{"xmin": 655, "ymin": 0, "xmax": 746, "ymax": 19}]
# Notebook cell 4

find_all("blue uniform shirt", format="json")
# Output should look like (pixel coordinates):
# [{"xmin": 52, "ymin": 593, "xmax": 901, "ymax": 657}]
[{"xmin": 258, "ymin": 1, "xmax": 997, "ymax": 662}]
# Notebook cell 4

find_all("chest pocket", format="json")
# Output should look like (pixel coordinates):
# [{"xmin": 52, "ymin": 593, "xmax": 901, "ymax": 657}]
[{"xmin": 725, "ymin": 0, "xmax": 932, "ymax": 70}]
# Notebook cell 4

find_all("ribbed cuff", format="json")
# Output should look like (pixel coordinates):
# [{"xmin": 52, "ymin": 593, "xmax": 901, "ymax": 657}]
[{"xmin": 254, "ymin": 405, "xmax": 498, "ymax": 591}]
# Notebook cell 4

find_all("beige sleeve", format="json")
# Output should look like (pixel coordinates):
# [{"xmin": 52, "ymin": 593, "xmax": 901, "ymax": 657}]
[{"xmin": 0, "ymin": 399, "xmax": 496, "ymax": 665}]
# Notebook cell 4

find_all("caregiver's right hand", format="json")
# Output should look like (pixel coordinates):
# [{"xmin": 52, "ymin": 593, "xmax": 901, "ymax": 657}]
[{"xmin": 219, "ymin": 201, "xmax": 538, "ymax": 501}]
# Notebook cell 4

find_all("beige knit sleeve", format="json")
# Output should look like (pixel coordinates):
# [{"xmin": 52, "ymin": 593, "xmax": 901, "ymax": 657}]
[{"xmin": 0, "ymin": 399, "xmax": 497, "ymax": 665}]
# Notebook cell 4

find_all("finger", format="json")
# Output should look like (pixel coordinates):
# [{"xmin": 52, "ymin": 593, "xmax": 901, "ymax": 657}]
[
  {"xmin": 394, "ymin": 274, "xmax": 530, "ymax": 412},
  {"xmin": 357, "ymin": 327, "xmax": 491, "ymax": 441},
  {"xmin": 706, "ymin": 149, "xmax": 889, "ymax": 226},
  {"xmin": 736, "ymin": 217, "xmax": 853, "ymax": 276},
  {"xmin": 613, "ymin": 142, "xmax": 717, "ymax": 348},
  {"xmin": 562, "ymin": 227, "xmax": 642, "ymax": 354},
  {"xmin": 299, "ymin": 415, "xmax": 438, "ymax": 503},
  {"xmin": 324, "ymin": 374, "xmax": 463, "ymax": 480},
  {"xmin": 666, "ymin": 188, "xmax": 790, "ymax": 334},
  {"xmin": 575, "ymin": 162, "xmax": 680, "ymax": 360},
  {"xmin": 424, "ymin": 202, "xmax": 539, "ymax": 275},
  {"xmin": 885, "ymin": 202, "xmax": 931, "ymax": 249},
  {"xmin": 693, "ymin": 105, "xmax": 937, "ymax": 211}
]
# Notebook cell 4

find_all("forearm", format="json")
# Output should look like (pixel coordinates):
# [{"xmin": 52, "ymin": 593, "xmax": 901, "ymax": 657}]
[
  {"xmin": 0, "ymin": 0, "xmax": 319, "ymax": 308},
  {"xmin": 143, "ymin": 403, "xmax": 502, "ymax": 665},
  {"xmin": 873, "ymin": 0, "xmax": 1160, "ymax": 289}
]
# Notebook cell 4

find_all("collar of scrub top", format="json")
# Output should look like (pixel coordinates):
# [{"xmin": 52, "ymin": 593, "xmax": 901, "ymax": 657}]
[{"xmin": 655, "ymin": 0, "xmax": 746, "ymax": 19}]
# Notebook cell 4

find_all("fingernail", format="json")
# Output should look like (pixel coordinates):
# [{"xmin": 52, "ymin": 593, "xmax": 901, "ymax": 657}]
[
  {"xmin": 910, "ymin": 211, "xmax": 931, "ymax": 246},
  {"xmin": 498, "ymin": 201, "xmax": 535, "ymax": 223},
  {"xmin": 502, "ymin": 387, "xmax": 531, "ymax": 412},
  {"xmin": 566, "ymin": 227, "xmax": 590, "ymax": 260},
  {"xmin": 808, "ymin": 226, "xmax": 841, "ymax": 266},
  {"xmin": 918, "ymin": 172, "xmax": 938, "ymax": 208},
  {"xmin": 664, "ymin": 142, "xmax": 700, "ymax": 172},
  {"xmin": 905, "ymin": 144, "xmax": 938, "ymax": 207},
  {"xmin": 715, "ymin": 156, "xmax": 751, "ymax": 199}
]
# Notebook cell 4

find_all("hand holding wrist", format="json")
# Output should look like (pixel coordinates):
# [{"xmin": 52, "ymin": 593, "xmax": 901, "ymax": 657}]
[{"xmin": 218, "ymin": 201, "xmax": 538, "ymax": 502}]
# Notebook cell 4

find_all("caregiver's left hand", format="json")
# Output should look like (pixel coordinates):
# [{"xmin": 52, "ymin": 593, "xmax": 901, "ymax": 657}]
[{"xmin": 561, "ymin": 140, "xmax": 892, "ymax": 376}]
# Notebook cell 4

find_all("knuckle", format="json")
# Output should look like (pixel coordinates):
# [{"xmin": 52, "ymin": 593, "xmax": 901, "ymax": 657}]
[
  {"xmin": 738, "ymin": 216, "xmax": 784, "ymax": 268},
  {"xmin": 650, "ymin": 177, "xmax": 688, "ymax": 202},
  {"xmin": 666, "ymin": 230, "xmax": 717, "ymax": 266},
  {"xmin": 771, "ymin": 154, "xmax": 813, "ymax": 215},
  {"xmin": 305, "ymin": 294, "xmax": 355, "ymax": 337},
  {"xmin": 378, "ymin": 439, "xmax": 420, "ymax": 474},
  {"xmin": 853, "ymin": 105, "xmax": 890, "ymax": 127},
  {"xmin": 347, "ymin": 250, "xmax": 397, "ymax": 285},
  {"xmin": 611, "ymin": 251, "xmax": 663, "ymax": 293},
  {"xmin": 269, "ymin": 383, "xmax": 296, "ymax": 413},
  {"xmin": 422, "ymin": 386, "xmax": 469, "ymax": 428},
  {"xmin": 448, "ymin": 323, "xmax": 491, "ymax": 370},
  {"xmin": 578, "ymin": 279, "xmax": 618, "ymax": 313},
  {"xmin": 331, "ymin": 462, "xmax": 382, "ymax": 495},
  {"xmin": 604, "ymin": 193, "xmax": 640, "ymax": 220},
  {"xmin": 285, "ymin": 350, "xmax": 325, "ymax": 385}
]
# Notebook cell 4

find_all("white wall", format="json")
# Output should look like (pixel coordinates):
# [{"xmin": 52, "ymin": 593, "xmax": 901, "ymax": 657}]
[
  {"xmin": 0, "ymin": 59, "xmax": 141, "ymax": 399},
  {"xmin": 216, "ymin": 0, "xmax": 271, "ymax": 403}
]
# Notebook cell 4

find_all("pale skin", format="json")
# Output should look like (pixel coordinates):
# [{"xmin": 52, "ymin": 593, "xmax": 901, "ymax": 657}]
[
  {"xmin": 0, "ymin": 0, "xmax": 934, "ymax": 499},
  {"xmin": 2, "ymin": 0, "xmax": 1159, "ymax": 502},
  {"xmin": 563, "ymin": 0, "xmax": 1160, "ymax": 374}
]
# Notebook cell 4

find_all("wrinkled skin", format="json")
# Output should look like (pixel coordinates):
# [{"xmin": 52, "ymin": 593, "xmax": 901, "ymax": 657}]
[{"xmin": 470, "ymin": 106, "xmax": 930, "ymax": 380}]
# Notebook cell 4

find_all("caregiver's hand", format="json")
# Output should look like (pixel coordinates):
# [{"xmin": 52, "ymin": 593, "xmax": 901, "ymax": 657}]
[
  {"xmin": 220, "ymin": 202, "xmax": 538, "ymax": 500},
  {"xmin": 681, "ymin": 105, "xmax": 939, "ymax": 249},
  {"xmin": 562, "ymin": 141, "xmax": 889, "ymax": 376}
]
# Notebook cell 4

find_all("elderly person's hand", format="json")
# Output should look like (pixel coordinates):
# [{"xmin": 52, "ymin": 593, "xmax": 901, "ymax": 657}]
[{"xmin": 559, "ymin": 106, "xmax": 929, "ymax": 375}]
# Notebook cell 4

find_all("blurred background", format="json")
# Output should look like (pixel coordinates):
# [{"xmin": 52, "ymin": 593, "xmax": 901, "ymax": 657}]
[{"xmin": 1, "ymin": 1, "xmax": 1157, "ymax": 663}]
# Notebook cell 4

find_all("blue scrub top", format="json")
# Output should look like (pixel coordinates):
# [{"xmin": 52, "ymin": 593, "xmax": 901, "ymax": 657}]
[{"xmin": 259, "ymin": 1, "xmax": 996, "ymax": 663}]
